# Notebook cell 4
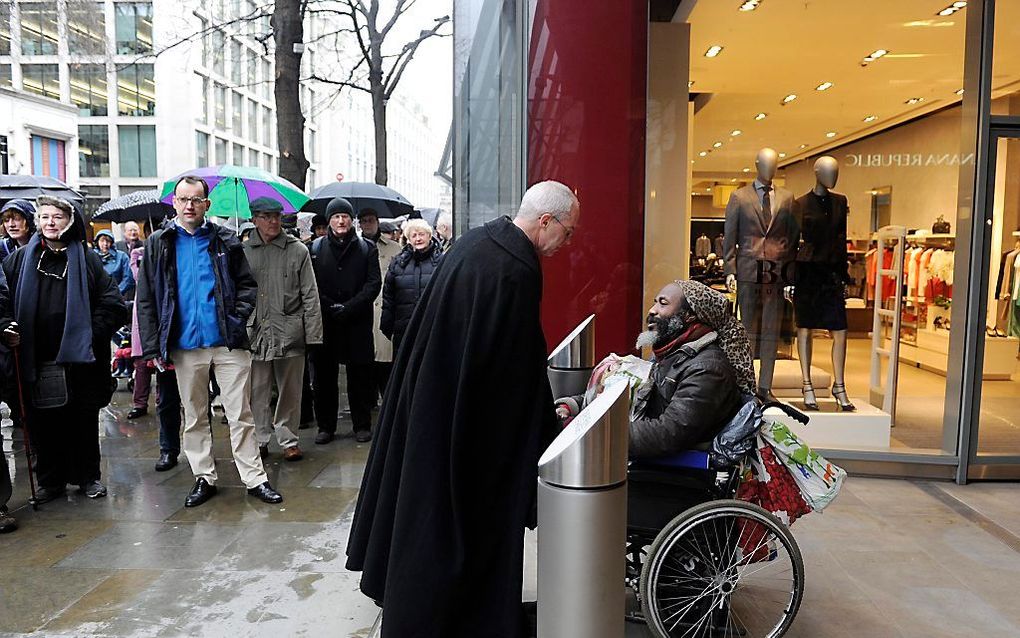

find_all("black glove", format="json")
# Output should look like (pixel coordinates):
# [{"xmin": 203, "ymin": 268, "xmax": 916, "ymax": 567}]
[{"xmin": 329, "ymin": 303, "xmax": 346, "ymax": 320}]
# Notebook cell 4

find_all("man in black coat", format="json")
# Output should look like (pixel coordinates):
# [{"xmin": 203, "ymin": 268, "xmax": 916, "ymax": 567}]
[
  {"xmin": 309, "ymin": 197, "xmax": 381, "ymax": 444},
  {"xmin": 345, "ymin": 181, "xmax": 581, "ymax": 638}
]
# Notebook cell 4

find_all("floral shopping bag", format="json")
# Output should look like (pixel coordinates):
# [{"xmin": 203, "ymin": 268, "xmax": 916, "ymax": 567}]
[{"xmin": 761, "ymin": 420, "xmax": 847, "ymax": 513}]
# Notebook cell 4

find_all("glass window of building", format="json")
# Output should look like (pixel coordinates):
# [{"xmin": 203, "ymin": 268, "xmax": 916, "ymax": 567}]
[
  {"xmin": 21, "ymin": 64, "xmax": 60, "ymax": 100},
  {"xmin": 67, "ymin": 3, "xmax": 106, "ymax": 55},
  {"xmin": 214, "ymin": 83, "xmax": 226, "ymax": 128},
  {"xmin": 0, "ymin": 65, "xmax": 11, "ymax": 90},
  {"xmin": 115, "ymin": 3, "xmax": 153, "ymax": 55},
  {"xmin": 212, "ymin": 30, "xmax": 226, "ymax": 76},
  {"xmin": 308, "ymin": 129, "xmax": 316, "ymax": 162},
  {"xmin": 196, "ymin": 131, "xmax": 209, "ymax": 167},
  {"xmin": 199, "ymin": 74, "xmax": 209, "ymax": 124},
  {"xmin": 78, "ymin": 125, "xmax": 110, "ymax": 177},
  {"xmin": 262, "ymin": 106, "xmax": 271, "ymax": 147},
  {"xmin": 262, "ymin": 60, "xmax": 272, "ymax": 99},
  {"xmin": 199, "ymin": 18, "xmax": 209, "ymax": 68},
  {"xmin": 70, "ymin": 64, "xmax": 108, "ymax": 116},
  {"xmin": 232, "ymin": 91, "xmax": 242, "ymax": 132},
  {"xmin": 20, "ymin": 2, "xmax": 59, "ymax": 56},
  {"xmin": 232, "ymin": 143, "xmax": 243, "ymax": 165},
  {"xmin": 231, "ymin": 40, "xmax": 242, "ymax": 85},
  {"xmin": 118, "ymin": 64, "xmax": 155, "ymax": 116},
  {"xmin": 0, "ymin": 135, "xmax": 8, "ymax": 174},
  {"xmin": 214, "ymin": 137, "xmax": 227, "ymax": 164},
  {"xmin": 248, "ymin": 98, "xmax": 259, "ymax": 142},
  {"xmin": 118, "ymin": 125, "xmax": 156, "ymax": 177},
  {"xmin": 248, "ymin": 148, "xmax": 258, "ymax": 167},
  {"xmin": 0, "ymin": 16, "xmax": 10, "ymax": 55},
  {"xmin": 246, "ymin": 50, "xmax": 257, "ymax": 88}
]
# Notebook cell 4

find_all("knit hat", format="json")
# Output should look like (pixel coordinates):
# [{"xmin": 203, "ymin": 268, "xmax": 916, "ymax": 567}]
[
  {"xmin": 250, "ymin": 196, "xmax": 284, "ymax": 215},
  {"xmin": 1, "ymin": 199, "xmax": 37, "ymax": 234},
  {"xmin": 310, "ymin": 213, "xmax": 328, "ymax": 228},
  {"xmin": 357, "ymin": 207, "xmax": 380, "ymax": 220},
  {"xmin": 325, "ymin": 197, "xmax": 355, "ymax": 219}
]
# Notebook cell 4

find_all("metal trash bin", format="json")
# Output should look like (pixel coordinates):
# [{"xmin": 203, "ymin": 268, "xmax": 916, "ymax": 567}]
[
  {"xmin": 537, "ymin": 380, "xmax": 629, "ymax": 638},
  {"xmin": 547, "ymin": 314, "xmax": 596, "ymax": 400}
]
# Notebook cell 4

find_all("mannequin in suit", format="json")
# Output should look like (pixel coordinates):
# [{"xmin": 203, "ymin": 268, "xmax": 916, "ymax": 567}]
[{"xmin": 724, "ymin": 147, "xmax": 798, "ymax": 400}]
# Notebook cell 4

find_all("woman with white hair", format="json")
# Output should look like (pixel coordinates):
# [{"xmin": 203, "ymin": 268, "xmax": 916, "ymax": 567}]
[{"xmin": 381, "ymin": 218, "xmax": 444, "ymax": 353}]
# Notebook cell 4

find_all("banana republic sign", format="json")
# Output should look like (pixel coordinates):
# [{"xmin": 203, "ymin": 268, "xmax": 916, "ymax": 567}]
[{"xmin": 845, "ymin": 153, "xmax": 975, "ymax": 168}]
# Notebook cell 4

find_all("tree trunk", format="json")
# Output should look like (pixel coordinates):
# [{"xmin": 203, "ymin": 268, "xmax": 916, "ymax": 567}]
[
  {"xmin": 274, "ymin": 0, "xmax": 309, "ymax": 188},
  {"xmin": 371, "ymin": 83, "xmax": 388, "ymax": 186}
]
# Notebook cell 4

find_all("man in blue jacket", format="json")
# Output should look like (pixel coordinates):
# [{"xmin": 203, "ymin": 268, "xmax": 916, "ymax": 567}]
[{"xmin": 136, "ymin": 175, "xmax": 282, "ymax": 508}]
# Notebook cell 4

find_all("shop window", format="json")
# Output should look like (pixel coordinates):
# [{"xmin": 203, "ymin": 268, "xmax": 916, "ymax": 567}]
[
  {"xmin": 118, "ymin": 64, "xmax": 155, "ymax": 116},
  {"xmin": 115, "ymin": 3, "xmax": 153, "ymax": 54},
  {"xmin": 31, "ymin": 135, "xmax": 66, "ymax": 180},
  {"xmin": 78, "ymin": 124, "xmax": 110, "ymax": 177},
  {"xmin": 118, "ymin": 125, "xmax": 157, "ymax": 177},
  {"xmin": 196, "ymin": 131, "xmax": 209, "ymax": 167},
  {"xmin": 214, "ymin": 137, "xmax": 226, "ymax": 164},
  {"xmin": 20, "ymin": 2, "xmax": 58, "ymax": 56},
  {"xmin": 70, "ymin": 64, "xmax": 109, "ymax": 116},
  {"xmin": 68, "ymin": 3, "xmax": 106, "ymax": 55},
  {"xmin": 232, "ymin": 91, "xmax": 242, "ymax": 133},
  {"xmin": 21, "ymin": 64, "xmax": 60, "ymax": 100}
]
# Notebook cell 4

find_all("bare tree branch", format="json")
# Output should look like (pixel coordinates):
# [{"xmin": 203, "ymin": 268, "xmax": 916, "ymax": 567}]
[{"xmin": 383, "ymin": 17, "xmax": 450, "ymax": 97}]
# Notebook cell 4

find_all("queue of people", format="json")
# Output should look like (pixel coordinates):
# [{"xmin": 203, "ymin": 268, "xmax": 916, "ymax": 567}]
[{"xmin": 0, "ymin": 176, "xmax": 451, "ymax": 532}]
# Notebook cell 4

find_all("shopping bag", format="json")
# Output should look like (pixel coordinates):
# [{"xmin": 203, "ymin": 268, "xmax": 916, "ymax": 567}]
[
  {"xmin": 582, "ymin": 354, "xmax": 652, "ymax": 407},
  {"xmin": 761, "ymin": 420, "xmax": 847, "ymax": 512},
  {"xmin": 736, "ymin": 436, "xmax": 813, "ymax": 526}
]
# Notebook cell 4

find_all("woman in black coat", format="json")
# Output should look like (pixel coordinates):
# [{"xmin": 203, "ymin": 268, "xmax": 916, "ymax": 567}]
[
  {"xmin": 1, "ymin": 196, "xmax": 127, "ymax": 503},
  {"xmin": 381, "ymin": 220, "xmax": 444, "ymax": 353}
]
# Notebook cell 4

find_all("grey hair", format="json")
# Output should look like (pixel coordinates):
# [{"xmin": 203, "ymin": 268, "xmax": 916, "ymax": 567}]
[
  {"xmin": 404, "ymin": 218, "xmax": 433, "ymax": 237},
  {"xmin": 436, "ymin": 211, "xmax": 452, "ymax": 229},
  {"xmin": 515, "ymin": 180, "xmax": 578, "ymax": 221},
  {"xmin": 35, "ymin": 195, "xmax": 74, "ymax": 217}
]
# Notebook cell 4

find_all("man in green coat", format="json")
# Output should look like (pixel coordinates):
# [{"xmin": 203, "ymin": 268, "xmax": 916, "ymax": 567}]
[{"xmin": 244, "ymin": 197, "xmax": 324, "ymax": 461}]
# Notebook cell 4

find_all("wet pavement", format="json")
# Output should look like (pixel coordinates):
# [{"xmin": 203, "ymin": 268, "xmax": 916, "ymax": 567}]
[{"xmin": 2, "ymin": 388, "xmax": 1020, "ymax": 637}]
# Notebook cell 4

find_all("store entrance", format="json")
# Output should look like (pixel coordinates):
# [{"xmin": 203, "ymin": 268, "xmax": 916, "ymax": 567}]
[{"xmin": 964, "ymin": 129, "xmax": 1020, "ymax": 480}]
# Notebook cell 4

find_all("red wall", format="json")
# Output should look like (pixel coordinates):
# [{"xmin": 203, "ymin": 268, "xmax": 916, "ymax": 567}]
[{"xmin": 528, "ymin": 1, "xmax": 648, "ymax": 357}]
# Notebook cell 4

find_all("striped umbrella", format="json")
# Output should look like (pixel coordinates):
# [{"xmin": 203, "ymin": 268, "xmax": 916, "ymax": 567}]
[{"xmin": 159, "ymin": 165, "xmax": 309, "ymax": 220}]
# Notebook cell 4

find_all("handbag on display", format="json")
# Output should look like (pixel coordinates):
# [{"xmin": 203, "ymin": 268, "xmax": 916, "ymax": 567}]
[{"xmin": 932, "ymin": 215, "xmax": 951, "ymax": 234}]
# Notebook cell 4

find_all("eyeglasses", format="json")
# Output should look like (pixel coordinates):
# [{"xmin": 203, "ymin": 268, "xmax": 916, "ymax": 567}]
[
  {"xmin": 175, "ymin": 196, "xmax": 208, "ymax": 206},
  {"xmin": 552, "ymin": 216, "xmax": 574, "ymax": 240}
]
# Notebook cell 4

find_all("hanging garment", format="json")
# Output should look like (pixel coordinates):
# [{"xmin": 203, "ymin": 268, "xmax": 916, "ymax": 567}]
[
  {"xmin": 1010, "ymin": 253, "xmax": 1020, "ymax": 337},
  {"xmin": 695, "ymin": 234, "xmax": 712, "ymax": 258},
  {"xmin": 918, "ymin": 248, "xmax": 935, "ymax": 302}
]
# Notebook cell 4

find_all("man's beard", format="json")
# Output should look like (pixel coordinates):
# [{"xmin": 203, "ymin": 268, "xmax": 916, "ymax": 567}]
[{"xmin": 635, "ymin": 314, "xmax": 687, "ymax": 350}]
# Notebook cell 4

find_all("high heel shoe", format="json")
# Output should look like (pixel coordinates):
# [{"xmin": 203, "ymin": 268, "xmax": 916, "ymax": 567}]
[
  {"xmin": 831, "ymin": 382, "xmax": 856, "ymax": 412},
  {"xmin": 801, "ymin": 381, "xmax": 819, "ymax": 411}
]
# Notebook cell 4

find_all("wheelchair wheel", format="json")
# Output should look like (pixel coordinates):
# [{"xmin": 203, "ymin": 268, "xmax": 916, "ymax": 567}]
[{"xmin": 639, "ymin": 499, "xmax": 804, "ymax": 638}]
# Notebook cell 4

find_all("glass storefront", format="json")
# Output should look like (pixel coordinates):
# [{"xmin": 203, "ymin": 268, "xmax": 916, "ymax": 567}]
[{"xmin": 453, "ymin": 0, "xmax": 1020, "ymax": 481}]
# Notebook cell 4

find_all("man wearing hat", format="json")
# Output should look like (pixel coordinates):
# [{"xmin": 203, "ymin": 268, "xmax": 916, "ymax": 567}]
[
  {"xmin": 309, "ymin": 197, "xmax": 381, "ymax": 444},
  {"xmin": 243, "ymin": 197, "xmax": 323, "ymax": 462},
  {"xmin": 357, "ymin": 208, "xmax": 402, "ymax": 402},
  {"xmin": 304, "ymin": 214, "xmax": 329, "ymax": 247}
]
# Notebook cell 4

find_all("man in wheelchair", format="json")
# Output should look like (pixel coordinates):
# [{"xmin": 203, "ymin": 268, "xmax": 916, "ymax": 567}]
[{"xmin": 555, "ymin": 279, "xmax": 756, "ymax": 459}]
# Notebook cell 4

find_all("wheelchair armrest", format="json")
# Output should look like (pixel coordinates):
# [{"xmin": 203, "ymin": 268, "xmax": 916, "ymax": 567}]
[{"xmin": 630, "ymin": 450, "xmax": 710, "ymax": 471}]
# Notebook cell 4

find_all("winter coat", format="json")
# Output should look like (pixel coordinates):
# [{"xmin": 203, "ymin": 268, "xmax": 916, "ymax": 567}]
[
  {"xmin": 135, "ymin": 219, "xmax": 257, "ymax": 361},
  {"xmin": 94, "ymin": 245, "xmax": 134, "ymax": 298},
  {"xmin": 370, "ymin": 235, "xmax": 402, "ymax": 363},
  {"xmin": 381, "ymin": 239, "xmax": 443, "ymax": 353},
  {"xmin": 243, "ymin": 230, "xmax": 323, "ymax": 360},
  {"xmin": 309, "ymin": 230, "xmax": 381, "ymax": 365},
  {"xmin": 628, "ymin": 331, "xmax": 744, "ymax": 458}
]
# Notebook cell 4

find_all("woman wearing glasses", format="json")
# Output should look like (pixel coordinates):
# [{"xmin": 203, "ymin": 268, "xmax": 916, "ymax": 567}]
[{"xmin": 0, "ymin": 196, "xmax": 127, "ymax": 503}]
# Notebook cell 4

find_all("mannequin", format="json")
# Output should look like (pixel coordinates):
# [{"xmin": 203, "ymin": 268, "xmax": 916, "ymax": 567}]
[
  {"xmin": 724, "ymin": 148, "xmax": 798, "ymax": 400},
  {"xmin": 788, "ymin": 156, "xmax": 855, "ymax": 411}
]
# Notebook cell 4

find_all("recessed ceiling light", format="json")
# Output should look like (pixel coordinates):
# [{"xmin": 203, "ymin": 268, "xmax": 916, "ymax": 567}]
[
  {"xmin": 778, "ymin": 152, "xmax": 787, "ymax": 158},
  {"xmin": 781, "ymin": 94, "xmax": 798, "ymax": 105},
  {"xmin": 955, "ymin": 88, "xmax": 964, "ymax": 95},
  {"xmin": 905, "ymin": 97, "xmax": 925, "ymax": 105},
  {"xmin": 738, "ymin": 0, "xmax": 761, "ymax": 11},
  {"xmin": 953, "ymin": 1, "xmax": 968, "ymax": 7},
  {"xmin": 825, "ymin": 132, "xmax": 837, "ymax": 138},
  {"xmin": 731, "ymin": 129, "xmax": 742, "ymax": 136},
  {"xmin": 704, "ymin": 45, "xmax": 724, "ymax": 58},
  {"xmin": 730, "ymin": 178, "xmax": 737, "ymax": 182},
  {"xmin": 713, "ymin": 141, "xmax": 723, "ymax": 148},
  {"xmin": 861, "ymin": 48, "xmax": 889, "ymax": 66},
  {"xmin": 754, "ymin": 112, "xmax": 767, "ymax": 121},
  {"xmin": 815, "ymin": 81, "xmax": 833, "ymax": 91},
  {"xmin": 936, "ymin": 1, "xmax": 966, "ymax": 16},
  {"xmin": 699, "ymin": 151, "xmax": 708, "ymax": 157},
  {"xmin": 799, "ymin": 143, "xmax": 808, "ymax": 149},
  {"xmin": 863, "ymin": 115, "xmax": 878, "ymax": 122},
  {"xmin": 742, "ymin": 168, "xmax": 751, "ymax": 173},
  {"xmin": 688, "ymin": 80, "xmax": 695, "ymax": 88}
]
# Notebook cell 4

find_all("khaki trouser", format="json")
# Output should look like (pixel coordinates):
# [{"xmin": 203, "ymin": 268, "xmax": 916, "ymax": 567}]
[
  {"xmin": 251, "ymin": 355, "xmax": 303, "ymax": 449},
  {"xmin": 172, "ymin": 347, "xmax": 268, "ymax": 489}
]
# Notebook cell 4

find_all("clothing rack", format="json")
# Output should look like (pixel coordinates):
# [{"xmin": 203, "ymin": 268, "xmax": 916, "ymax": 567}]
[{"xmin": 870, "ymin": 225, "xmax": 906, "ymax": 423}]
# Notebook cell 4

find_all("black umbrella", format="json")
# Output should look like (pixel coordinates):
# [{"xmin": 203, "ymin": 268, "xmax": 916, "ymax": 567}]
[
  {"xmin": 302, "ymin": 181, "xmax": 414, "ymax": 218},
  {"xmin": 93, "ymin": 189, "xmax": 173, "ymax": 223},
  {"xmin": 0, "ymin": 174, "xmax": 85, "ymax": 210}
]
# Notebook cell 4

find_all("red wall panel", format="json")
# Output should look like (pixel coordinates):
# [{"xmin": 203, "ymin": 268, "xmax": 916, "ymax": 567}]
[{"xmin": 528, "ymin": 0, "xmax": 647, "ymax": 358}]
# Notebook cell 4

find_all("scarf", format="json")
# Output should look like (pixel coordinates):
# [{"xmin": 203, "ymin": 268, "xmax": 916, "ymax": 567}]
[
  {"xmin": 15, "ymin": 233, "xmax": 94, "ymax": 382},
  {"xmin": 672, "ymin": 279, "xmax": 756, "ymax": 395},
  {"xmin": 652, "ymin": 322, "xmax": 712, "ymax": 359}
]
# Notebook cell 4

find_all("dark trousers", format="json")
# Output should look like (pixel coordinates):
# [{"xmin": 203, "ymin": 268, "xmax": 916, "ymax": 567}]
[
  {"xmin": 300, "ymin": 354, "xmax": 315, "ymax": 424},
  {"xmin": 27, "ymin": 402, "xmax": 101, "ymax": 489},
  {"xmin": 156, "ymin": 370, "xmax": 182, "ymax": 455},
  {"xmin": 373, "ymin": 361, "xmax": 392, "ymax": 402},
  {"xmin": 132, "ymin": 357, "xmax": 153, "ymax": 409},
  {"xmin": 0, "ymin": 436, "xmax": 11, "ymax": 509},
  {"xmin": 311, "ymin": 349, "xmax": 374, "ymax": 434},
  {"xmin": 737, "ymin": 282, "xmax": 783, "ymax": 392}
]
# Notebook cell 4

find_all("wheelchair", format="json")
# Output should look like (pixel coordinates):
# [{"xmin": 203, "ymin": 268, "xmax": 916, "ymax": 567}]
[{"xmin": 624, "ymin": 401, "xmax": 808, "ymax": 638}]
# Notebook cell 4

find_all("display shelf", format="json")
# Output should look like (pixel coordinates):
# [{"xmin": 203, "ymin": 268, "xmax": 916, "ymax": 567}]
[
  {"xmin": 883, "ymin": 330, "xmax": 1019, "ymax": 380},
  {"xmin": 770, "ymin": 400, "xmax": 891, "ymax": 450}
]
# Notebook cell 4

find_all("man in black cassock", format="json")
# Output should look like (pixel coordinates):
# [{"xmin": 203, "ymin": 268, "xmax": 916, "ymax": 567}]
[{"xmin": 346, "ymin": 181, "xmax": 581, "ymax": 638}]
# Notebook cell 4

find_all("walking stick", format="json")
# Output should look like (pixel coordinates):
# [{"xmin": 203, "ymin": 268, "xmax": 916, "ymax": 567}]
[{"xmin": 11, "ymin": 345, "xmax": 40, "ymax": 510}]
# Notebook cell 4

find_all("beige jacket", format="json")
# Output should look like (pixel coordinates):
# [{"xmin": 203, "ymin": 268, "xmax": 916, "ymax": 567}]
[
  {"xmin": 243, "ymin": 231, "xmax": 324, "ymax": 360},
  {"xmin": 371, "ymin": 235, "xmax": 403, "ymax": 362}
]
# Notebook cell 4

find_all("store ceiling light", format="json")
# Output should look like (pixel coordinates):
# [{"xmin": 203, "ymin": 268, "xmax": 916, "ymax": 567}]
[
  {"xmin": 815, "ymin": 81, "xmax": 834, "ymax": 92},
  {"xmin": 704, "ymin": 45, "xmax": 724, "ymax": 58},
  {"xmin": 742, "ymin": 168, "xmax": 751, "ymax": 173},
  {"xmin": 799, "ymin": 143, "xmax": 809, "ymax": 149},
  {"xmin": 861, "ymin": 48, "xmax": 889, "ymax": 66},
  {"xmin": 825, "ymin": 131, "xmax": 837, "ymax": 138},
  {"xmin": 738, "ymin": 0, "xmax": 761, "ymax": 11},
  {"xmin": 781, "ymin": 94, "xmax": 798, "ymax": 105},
  {"xmin": 905, "ymin": 97, "xmax": 925, "ymax": 105},
  {"xmin": 731, "ymin": 129, "xmax": 742, "ymax": 136},
  {"xmin": 778, "ymin": 152, "xmax": 787, "ymax": 159},
  {"xmin": 754, "ymin": 112, "xmax": 767, "ymax": 121},
  {"xmin": 863, "ymin": 115, "xmax": 878, "ymax": 122},
  {"xmin": 936, "ymin": 1, "xmax": 966, "ymax": 16},
  {"xmin": 699, "ymin": 151, "xmax": 708, "ymax": 157},
  {"xmin": 688, "ymin": 80, "xmax": 695, "ymax": 88},
  {"xmin": 713, "ymin": 141, "xmax": 723, "ymax": 148},
  {"xmin": 955, "ymin": 88, "xmax": 965, "ymax": 95}
]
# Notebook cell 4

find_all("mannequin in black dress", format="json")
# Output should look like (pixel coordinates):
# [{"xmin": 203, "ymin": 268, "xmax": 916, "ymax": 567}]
[{"xmin": 788, "ymin": 156, "xmax": 855, "ymax": 411}]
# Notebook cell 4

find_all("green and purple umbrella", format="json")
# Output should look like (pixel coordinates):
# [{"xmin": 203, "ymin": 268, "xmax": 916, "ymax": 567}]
[{"xmin": 159, "ymin": 165, "xmax": 309, "ymax": 220}]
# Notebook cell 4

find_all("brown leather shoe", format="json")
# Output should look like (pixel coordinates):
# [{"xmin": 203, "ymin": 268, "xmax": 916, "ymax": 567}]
[{"xmin": 283, "ymin": 446, "xmax": 304, "ymax": 462}]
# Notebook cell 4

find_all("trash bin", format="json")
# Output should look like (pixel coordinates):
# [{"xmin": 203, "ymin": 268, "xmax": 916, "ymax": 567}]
[
  {"xmin": 547, "ymin": 314, "xmax": 595, "ymax": 399},
  {"xmin": 537, "ymin": 380, "xmax": 629, "ymax": 638}
]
